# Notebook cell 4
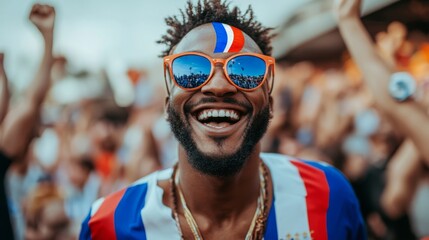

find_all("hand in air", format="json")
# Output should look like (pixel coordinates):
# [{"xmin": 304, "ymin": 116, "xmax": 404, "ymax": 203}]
[
  {"xmin": 29, "ymin": 4, "xmax": 55, "ymax": 36},
  {"xmin": 333, "ymin": 0, "xmax": 362, "ymax": 21}
]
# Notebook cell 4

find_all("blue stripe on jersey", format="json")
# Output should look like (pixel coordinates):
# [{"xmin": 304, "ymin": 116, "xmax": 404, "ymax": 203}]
[
  {"xmin": 264, "ymin": 196, "xmax": 278, "ymax": 239},
  {"xmin": 114, "ymin": 183, "xmax": 149, "ymax": 240},
  {"xmin": 212, "ymin": 22, "xmax": 227, "ymax": 53},
  {"xmin": 303, "ymin": 160, "xmax": 366, "ymax": 240},
  {"xmin": 79, "ymin": 210, "xmax": 92, "ymax": 240}
]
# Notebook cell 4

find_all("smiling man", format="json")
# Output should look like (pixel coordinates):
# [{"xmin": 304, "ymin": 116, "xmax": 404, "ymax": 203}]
[{"xmin": 80, "ymin": 1, "xmax": 365, "ymax": 239}]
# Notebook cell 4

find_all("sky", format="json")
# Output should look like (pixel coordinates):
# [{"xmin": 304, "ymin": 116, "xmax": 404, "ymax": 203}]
[
  {"xmin": 0, "ymin": 0, "xmax": 394, "ymax": 94},
  {"xmin": 0, "ymin": 0, "xmax": 311, "ymax": 103},
  {"xmin": 0, "ymin": 1, "xmax": 309, "ymax": 71}
]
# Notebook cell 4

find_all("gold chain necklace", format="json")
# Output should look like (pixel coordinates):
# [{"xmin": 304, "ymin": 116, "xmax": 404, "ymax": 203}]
[{"xmin": 172, "ymin": 163, "xmax": 267, "ymax": 240}]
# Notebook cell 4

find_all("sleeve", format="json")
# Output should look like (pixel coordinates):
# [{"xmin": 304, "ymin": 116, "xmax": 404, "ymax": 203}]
[
  {"xmin": 303, "ymin": 160, "xmax": 367, "ymax": 240},
  {"xmin": 344, "ymin": 183, "xmax": 367, "ymax": 240},
  {"xmin": 79, "ymin": 209, "xmax": 92, "ymax": 240},
  {"xmin": 325, "ymin": 164, "xmax": 367, "ymax": 240}
]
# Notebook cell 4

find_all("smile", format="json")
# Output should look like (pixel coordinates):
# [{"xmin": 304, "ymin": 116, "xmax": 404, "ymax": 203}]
[
  {"xmin": 189, "ymin": 105, "xmax": 248, "ymax": 136},
  {"xmin": 196, "ymin": 109, "xmax": 241, "ymax": 128}
]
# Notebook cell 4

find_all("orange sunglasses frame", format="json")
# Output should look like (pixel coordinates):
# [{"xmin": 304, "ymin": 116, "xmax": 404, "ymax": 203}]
[{"xmin": 163, "ymin": 52, "xmax": 275, "ymax": 95}]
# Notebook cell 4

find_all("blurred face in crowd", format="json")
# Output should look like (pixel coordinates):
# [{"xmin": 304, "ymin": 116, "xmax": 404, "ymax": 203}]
[
  {"xmin": 90, "ymin": 120, "xmax": 122, "ymax": 152},
  {"xmin": 166, "ymin": 23, "xmax": 273, "ymax": 176},
  {"xmin": 24, "ymin": 185, "xmax": 71, "ymax": 240},
  {"xmin": 25, "ymin": 199, "xmax": 70, "ymax": 240},
  {"xmin": 67, "ymin": 155, "xmax": 92, "ymax": 190}
]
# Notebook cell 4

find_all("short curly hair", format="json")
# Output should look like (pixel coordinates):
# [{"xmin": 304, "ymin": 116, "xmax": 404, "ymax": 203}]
[{"xmin": 157, "ymin": 0, "xmax": 274, "ymax": 57}]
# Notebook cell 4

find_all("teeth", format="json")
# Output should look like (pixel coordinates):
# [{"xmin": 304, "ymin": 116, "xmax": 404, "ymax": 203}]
[
  {"xmin": 219, "ymin": 110, "xmax": 225, "ymax": 117},
  {"xmin": 197, "ymin": 109, "xmax": 241, "ymax": 121}
]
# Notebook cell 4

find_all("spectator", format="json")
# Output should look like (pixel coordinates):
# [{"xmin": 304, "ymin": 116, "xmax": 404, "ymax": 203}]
[{"xmin": 0, "ymin": 4, "xmax": 56, "ymax": 240}]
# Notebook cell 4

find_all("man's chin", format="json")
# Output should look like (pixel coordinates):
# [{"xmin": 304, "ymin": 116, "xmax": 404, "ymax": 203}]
[
  {"xmin": 180, "ymin": 132, "xmax": 248, "ymax": 176},
  {"xmin": 193, "ymin": 139, "xmax": 243, "ymax": 158},
  {"xmin": 167, "ymin": 103, "xmax": 270, "ymax": 177},
  {"xmin": 186, "ymin": 149, "xmax": 247, "ymax": 177}
]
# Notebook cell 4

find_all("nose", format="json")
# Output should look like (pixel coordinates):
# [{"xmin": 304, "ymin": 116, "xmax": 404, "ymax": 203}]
[{"xmin": 201, "ymin": 67, "xmax": 237, "ymax": 97}]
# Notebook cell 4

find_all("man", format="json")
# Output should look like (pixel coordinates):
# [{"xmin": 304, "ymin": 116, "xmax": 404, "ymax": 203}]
[
  {"xmin": 0, "ymin": 4, "xmax": 56, "ymax": 240},
  {"xmin": 80, "ymin": 0, "xmax": 365, "ymax": 239},
  {"xmin": 0, "ymin": 52, "xmax": 14, "ymax": 240}
]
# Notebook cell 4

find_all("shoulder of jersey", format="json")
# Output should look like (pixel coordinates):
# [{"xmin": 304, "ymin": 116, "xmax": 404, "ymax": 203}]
[
  {"xmin": 261, "ymin": 152, "xmax": 353, "ymax": 197},
  {"xmin": 84, "ymin": 169, "xmax": 170, "ymax": 231}
]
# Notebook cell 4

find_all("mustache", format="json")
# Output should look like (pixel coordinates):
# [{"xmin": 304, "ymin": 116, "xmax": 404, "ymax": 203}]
[{"xmin": 184, "ymin": 97, "xmax": 252, "ymax": 113}]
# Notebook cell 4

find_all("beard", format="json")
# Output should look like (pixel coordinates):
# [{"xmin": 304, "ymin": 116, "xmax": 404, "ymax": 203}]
[{"xmin": 167, "ymin": 100, "xmax": 270, "ymax": 177}]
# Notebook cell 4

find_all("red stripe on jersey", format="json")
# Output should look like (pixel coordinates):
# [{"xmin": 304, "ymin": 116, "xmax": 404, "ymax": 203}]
[
  {"xmin": 291, "ymin": 160, "xmax": 329, "ymax": 240},
  {"xmin": 228, "ymin": 26, "xmax": 245, "ymax": 52},
  {"xmin": 89, "ymin": 188, "xmax": 126, "ymax": 240}
]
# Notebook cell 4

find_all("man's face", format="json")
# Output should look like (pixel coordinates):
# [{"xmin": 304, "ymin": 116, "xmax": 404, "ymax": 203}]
[{"xmin": 166, "ymin": 23, "xmax": 272, "ymax": 176}]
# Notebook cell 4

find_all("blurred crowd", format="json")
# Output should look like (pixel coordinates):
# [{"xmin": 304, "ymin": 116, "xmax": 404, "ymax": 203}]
[
  {"xmin": 1, "ymin": 3, "xmax": 429, "ymax": 240},
  {"xmin": 265, "ymin": 20, "xmax": 429, "ymax": 239}
]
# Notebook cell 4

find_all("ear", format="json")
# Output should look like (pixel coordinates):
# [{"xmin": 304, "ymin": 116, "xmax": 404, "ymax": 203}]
[
  {"xmin": 269, "ymin": 95, "xmax": 274, "ymax": 119},
  {"xmin": 164, "ymin": 97, "xmax": 170, "ymax": 119},
  {"xmin": 268, "ymin": 65, "xmax": 275, "ymax": 95},
  {"xmin": 164, "ymin": 96, "xmax": 169, "ymax": 106}
]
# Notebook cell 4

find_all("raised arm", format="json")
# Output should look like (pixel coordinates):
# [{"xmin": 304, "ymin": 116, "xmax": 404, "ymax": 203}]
[
  {"xmin": 0, "ymin": 53, "xmax": 9, "ymax": 124},
  {"xmin": 334, "ymin": 0, "xmax": 429, "ymax": 165},
  {"xmin": 26, "ymin": 4, "xmax": 55, "ymax": 106},
  {"xmin": 0, "ymin": 4, "xmax": 55, "ymax": 159},
  {"xmin": 381, "ymin": 139, "xmax": 423, "ymax": 219}
]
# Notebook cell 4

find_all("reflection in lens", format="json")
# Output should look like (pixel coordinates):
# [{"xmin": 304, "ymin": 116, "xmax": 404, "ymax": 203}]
[
  {"xmin": 227, "ymin": 56, "xmax": 266, "ymax": 89},
  {"xmin": 172, "ymin": 55, "xmax": 211, "ymax": 88}
]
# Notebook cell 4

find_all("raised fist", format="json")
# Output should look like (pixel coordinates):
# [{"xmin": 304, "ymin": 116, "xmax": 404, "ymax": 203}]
[
  {"xmin": 29, "ymin": 4, "xmax": 55, "ymax": 35},
  {"xmin": 333, "ymin": 0, "xmax": 362, "ymax": 21}
]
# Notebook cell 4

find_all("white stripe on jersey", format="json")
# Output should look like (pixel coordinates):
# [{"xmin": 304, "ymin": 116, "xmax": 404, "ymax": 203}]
[
  {"xmin": 141, "ymin": 170, "xmax": 181, "ymax": 240},
  {"xmin": 136, "ymin": 154, "xmax": 314, "ymax": 239},
  {"xmin": 90, "ymin": 197, "xmax": 105, "ymax": 217},
  {"xmin": 262, "ymin": 153, "xmax": 311, "ymax": 239}
]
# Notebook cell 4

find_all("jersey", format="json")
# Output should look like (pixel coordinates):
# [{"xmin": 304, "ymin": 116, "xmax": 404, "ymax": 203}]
[{"xmin": 80, "ymin": 153, "xmax": 366, "ymax": 240}]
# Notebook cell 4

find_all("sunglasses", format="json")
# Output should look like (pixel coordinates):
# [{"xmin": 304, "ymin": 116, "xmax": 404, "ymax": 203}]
[{"xmin": 163, "ymin": 52, "xmax": 275, "ymax": 94}]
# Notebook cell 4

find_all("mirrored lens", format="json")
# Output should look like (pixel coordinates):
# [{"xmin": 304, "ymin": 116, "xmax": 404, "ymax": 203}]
[
  {"xmin": 172, "ymin": 55, "xmax": 211, "ymax": 89},
  {"xmin": 226, "ymin": 55, "xmax": 266, "ymax": 89}
]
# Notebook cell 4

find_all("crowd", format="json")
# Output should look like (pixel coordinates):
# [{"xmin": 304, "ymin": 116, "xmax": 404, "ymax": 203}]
[
  {"xmin": 1, "ymin": 1, "xmax": 428, "ymax": 240},
  {"xmin": 229, "ymin": 74, "xmax": 264, "ymax": 89},
  {"xmin": 175, "ymin": 72, "xmax": 264, "ymax": 90},
  {"xmin": 264, "ymin": 15, "xmax": 429, "ymax": 238},
  {"xmin": 175, "ymin": 73, "xmax": 210, "ymax": 89}
]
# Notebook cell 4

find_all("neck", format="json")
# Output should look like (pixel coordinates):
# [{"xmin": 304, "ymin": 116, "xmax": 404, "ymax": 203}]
[{"xmin": 176, "ymin": 145, "xmax": 262, "ymax": 222}]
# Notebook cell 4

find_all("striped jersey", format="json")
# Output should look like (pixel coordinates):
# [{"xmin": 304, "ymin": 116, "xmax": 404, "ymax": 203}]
[{"xmin": 80, "ymin": 153, "xmax": 366, "ymax": 240}]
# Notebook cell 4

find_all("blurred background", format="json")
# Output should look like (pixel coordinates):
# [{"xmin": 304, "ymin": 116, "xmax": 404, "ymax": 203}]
[{"xmin": 1, "ymin": 0, "xmax": 429, "ymax": 239}]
